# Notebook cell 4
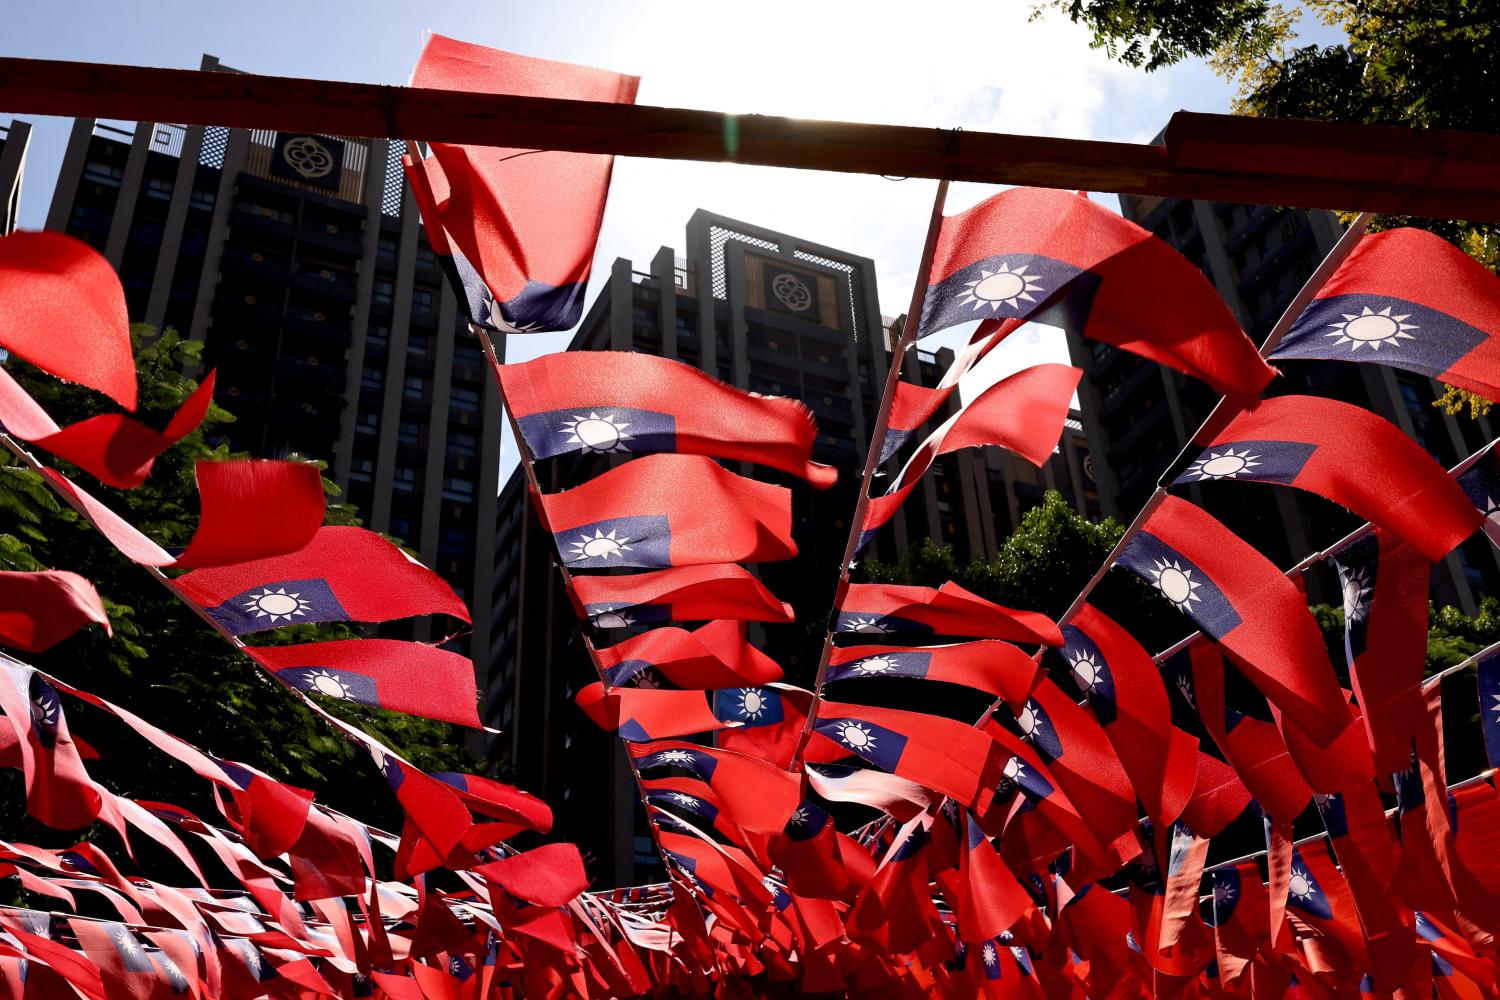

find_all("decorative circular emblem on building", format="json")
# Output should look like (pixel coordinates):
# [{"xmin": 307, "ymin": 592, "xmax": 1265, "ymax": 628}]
[
  {"xmin": 283, "ymin": 136, "xmax": 335, "ymax": 180},
  {"xmin": 771, "ymin": 272, "xmax": 813, "ymax": 312},
  {"xmin": 1083, "ymin": 454, "xmax": 1096, "ymax": 483}
]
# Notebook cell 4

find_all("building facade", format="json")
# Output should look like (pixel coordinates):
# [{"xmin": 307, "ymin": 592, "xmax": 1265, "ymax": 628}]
[{"xmin": 0, "ymin": 119, "xmax": 29, "ymax": 234}]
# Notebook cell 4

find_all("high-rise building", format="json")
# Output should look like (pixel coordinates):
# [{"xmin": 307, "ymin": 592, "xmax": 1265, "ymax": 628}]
[
  {"xmin": 14, "ymin": 56, "xmax": 505, "ymax": 740},
  {"xmin": 488, "ymin": 210, "xmax": 1100, "ymax": 884},
  {"xmin": 1071, "ymin": 185, "xmax": 1500, "ymax": 611},
  {"xmin": 0, "ymin": 119, "xmax": 29, "ymax": 234}
]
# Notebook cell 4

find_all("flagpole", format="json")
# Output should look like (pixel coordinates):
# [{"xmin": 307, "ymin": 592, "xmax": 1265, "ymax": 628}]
[{"xmin": 789, "ymin": 177, "xmax": 950, "ymax": 767}]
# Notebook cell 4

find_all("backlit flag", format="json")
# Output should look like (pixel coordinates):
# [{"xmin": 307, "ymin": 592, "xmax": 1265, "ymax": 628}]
[
  {"xmin": 593, "ymin": 619, "xmax": 782, "ymax": 690},
  {"xmin": 0, "ymin": 659, "xmax": 115, "ymax": 832},
  {"xmin": 432, "ymin": 771, "xmax": 552, "ymax": 836},
  {"xmin": 982, "ymin": 719, "xmax": 1109, "ymax": 877},
  {"xmin": 1062, "ymin": 604, "xmax": 1197, "ymax": 825},
  {"xmin": 860, "ymin": 364, "xmax": 1082, "ymax": 543},
  {"xmin": 1456, "ymin": 439, "xmax": 1500, "ymax": 546},
  {"xmin": 878, "ymin": 322, "xmax": 1018, "ymax": 462},
  {"xmin": 408, "ymin": 35, "xmax": 638, "ymax": 333},
  {"xmin": 1270, "ymin": 228, "xmax": 1500, "ymax": 402},
  {"xmin": 768, "ymin": 800, "xmax": 872, "ymax": 900},
  {"xmin": 714, "ymin": 682, "xmax": 812, "ymax": 769},
  {"xmin": 955, "ymin": 812, "xmax": 1033, "ymax": 943},
  {"xmin": 499, "ymin": 351, "xmax": 836, "ymax": 487},
  {"xmin": 0, "ymin": 230, "xmax": 137, "ymax": 409},
  {"xmin": 0, "ymin": 570, "xmax": 110, "ymax": 652},
  {"xmin": 177, "ymin": 526, "xmax": 468, "ymax": 636},
  {"xmin": 803, "ymin": 761, "xmax": 937, "ymax": 821},
  {"xmin": 1285, "ymin": 841, "xmax": 1369, "ymax": 970},
  {"xmin": 475, "ymin": 843, "xmax": 589, "ymax": 908},
  {"xmin": 0, "ymin": 366, "xmax": 215, "ymax": 490},
  {"xmin": 826, "ymin": 640, "xmax": 1040, "ymax": 704},
  {"xmin": 837, "ymin": 581, "xmax": 1062, "ymax": 645},
  {"xmin": 918, "ymin": 187, "xmax": 1272, "ymax": 398},
  {"xmin": 1331, "ymin": 530, "xmax": 1431, "ymax": 773},
  {"xmin": 1203, "ymin": 862, "xmax": 1269, "ymax": 987},
  {"xmin": 1119, "ymin": 496, "xmax": 1350, "ymax": 745},
  {"xmin": 536, "ymin": 454, "xmax": 795, "ymax": 570},
  {"xmin": 632, "ymin": 741, "xmax": 800, "ymax": 835},
  {"xmin": 847, "ymin": 821, "xmax": 942, "ymax": 954},
  {"xmin": 1479, "ymin": 652, "xmax": 1500, "ymax": 768},
  {"xmin": 246, "ymin": 640, "xmax": 480, "ymax": 728},
  {"xmin": 1179, "ymin": 751, "xmax": 1251, "ymax": 838},
  {"xmin": 44, "ymin": 459, "xmax": 324, "ymax": 570},
  {"xmin": 576, "ymin": 683, "xmax": 728, "ymax": 742},
  {"xmin": 1171, "ymin": 395, "xmax": 1480, "ymax": 560},
  {"xmin": 811, "ymin": 699, "xmax": 1002, "ymax": 812},
  {"xmin": 567, "ymin": 563, "xmax": 793, "ymax": 628}
]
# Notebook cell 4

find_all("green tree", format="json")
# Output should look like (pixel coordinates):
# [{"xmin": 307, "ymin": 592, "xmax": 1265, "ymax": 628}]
[
  {"xmin": 1, "ymin": 326, "xmax": 476, "ymax": 844},
  {"xmin": 1312, "ymin": 595, "xmax": 1500, "ymax": 673}
]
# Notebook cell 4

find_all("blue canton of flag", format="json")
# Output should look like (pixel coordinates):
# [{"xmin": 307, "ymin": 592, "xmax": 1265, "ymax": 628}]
[
  {"xmin": 1173, "ymin": 438, "xmax": 1317, "ymax": 486},
  {"xmin": 1272, "ymin": 294, "xmax": 1487, "ymax": 376},
  {"xmin": 979, "ymin": 938, "xmax": 1003, "ymax": 980},
  {"xmin": 1016, "ymin": 699, "xmax": 1063, "ymax": 761},
  {"xmin": 1167, "ymin": 821, "xmax": 1197, "ymax": 874},
  {"xmin": 1457, "ymin": 442, "xmax": 1500, "ymax": 546},
  {"xmin": 1331, "ymin": 534, "xmax": 1379, "ymax": 660},
  {"xmin": 1059, "ymin": 625, "xmax": 1118, "ymax": 723},
  {"xmin": 584, "ymin": 602, "xmax": 671, "ymax": 630},
  {"xmin": 1118, "ymin": 532, "xmax": 1243, "ymax": 639},
  {"xmin": 204, "ymin": 578, "xmax": 350, "ymax": 636},
  {"xmin": 1164, "ymin": 649, "xmax": 1196, "ymax": 711},
  {"xmin": 553, "ymin": 515, "xmax": 671, "ymax": 570},
  {"xmin": 812, "ymin": 716, "xmax": 910, "ymax": 774},
  {"xmin": 999, "ymin": 754, "xmax": 1054, "ymax": 804},
  {"xmin": 638, "ymin": 746, "xmax": 717, "ymax": 782},
  {"xmin": 919, "ymin": 253, "xmax": 1087, "ymax": 339},
  {"xmin": 1203, "ymin": 867, "xmax": 1241, "ymax": 927},
  {"xmin": 784, "ymin": 800, "xmax": 831, "ymax": 841},
  {"xmin": 604, "ymin": 660, "xmax": 674, "ymax": 689},
  {"xmin": 646, "ymin": 791, "xmax": 719, "ymax": 826},
  {"xmin": 1314, "ymin": 792, "xmax": 1349, "ymax": 838},
  {"xmin": 833, "ymin": 612, "xmax": 931, "ymax": 636},
  {"xmin": 517, "ymin": 405, "xmax": 677, "ymax": 461},
  {"xmin": 274, "ymin": 666, "xmax": 378, "ymax": 704},
  {"xmin": 713, "ymin": 687, "xmax": 784, "ymax": 727},
  {"xmin": 1478, "ymin": 652, "xmax": 1500, "ymax": 769},
  {"xmin": 28, "ymin": 674, "xmax": 62, "ymax": 749},
  {"xmin": 826, "ymin": 650, "xmax": 934, "ymax": 684},
  {"xmin": 150, "ymin": 946, "xmax": 190, "ymax": 994},
  {"xmin": 1393, "ymin": 751, "xmax": 1425, "ymax": 814},
  {"xmin": 448, "ymin": 955, "xmax": 474, "ymax": 983},
  {"xmin": 105, "ymin": 922, "xmax": 157, "ymax": 973},
  {"xmin": 1286, "ymin": 849, "xmax": 1334, "ymax": 920},
  {"xmin": 891, "ymin": 822, "xmax": 928, "ymax": 861}
]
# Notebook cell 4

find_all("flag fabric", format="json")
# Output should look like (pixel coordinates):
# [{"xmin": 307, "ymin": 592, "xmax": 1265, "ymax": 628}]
[
  {"xmin": 954, "ymin": 812, "xmax": 1033, "ymax": 943},
  {"xmin": 44, "ymin": 460, "xmax": 324, "ymax": 570},
  {"xmin": 567, "ymin": 563, "xmax": 793, "ymax": 628},
  {"xmin": 0, "ymin": 365, "xmax": 215, "ymax": 490},
  {"xmin": 1479, "ymin": 651, "xmax": 1500, "ymax": 769},
  {"xmin": 713, "ymin": 681, "xmax": 813, "ymax": 769},
  {"xmin": 498, "ymin": 350, "xmax": 836, "ymax": 487},
  {"xmin": 0, "ymin": 658, "xmax": 116, "ymax": 832},
  {"xmin": 432, "ymin": 771, "xmax": 552, "ymax": 835},
  {"xmin": 846, "ymin": 821, "xmax": 942, "ymax": 954},
  {"xmin": 575, "ymin": 683, "xmax": 728, "ymax": 742},
  {"xmin": 1203, "ymin": 862, "xmax": 1270, "ymax": 986},
  {"xmin": 1179, "ymin": 751, "xmax": 1250, "ymax": 838},
  {"xmin": 1457, "ymin": 439, "xmax": 1500, "ymax": 546},
  {"xmin": 1284, "ymin": 841, "xmax": 1369, "ymax": 971},
  {"xmin": 407, "ymin": 34, "xmax": 638, "ymax": 333},
  {"xmin": 1061, "ymin": 604, "xmax": 1197, "ymax": 825},
  {"xmin": 825, "ymin": 640, "xmax": 1040, "ymax": 705},
  {"xmin": 768, "ymin": 800, "xmax": 872, "ymax": 900},
  {"xmin": 1171, "ymin": 394, "xmax": 1480, "ymax": 560},
  {"xmin": 836, "ymin": 581, "xmax": 1062, "ymax": 645},
  {"xmin": 802, "ymin": 761, "xmax": 938, "ymax": 821},
  {"xmin": 982, "ymin": 720, "xmax": 1108, "ymax": 877},
  {"xmin": 1119, "ymin": 496, "xmax": 1350, "ymax": 745},
  {"xmin": 245, "ymin": 639, "xmax": 480, "ymax": 728},
  {"xmin": 861, "ymin": 364, "xmax": 1083, "ymax": 543},
  {"xmin": 1270, "ymin": 228, "xmax": 1500, "ymax": 402},
  {"xmin": 918, "ymin": 187, "xmax": 1273, "ymax": 399},
  {"xmin": 536, "ymin": 453, "xmax": 795, "ymax": 570},
  {"xmin": 0, "ymin": 570, "xmax": 110, "ymax": 652},
  {"xmin": 176, "ymin": 526, "xmax": 468, "ymax": 635},
  {"xmin": 878, "ymin": 323, "xmax": 1017, "ymax": 463},
  {"xmin": 633, "ymin": 742, "xmax": 801, "ymax": 836},
  {"xmin": 474, "ymin": 844, "xmax": 588, "ymax": 908},
  {"xmin": 593, "ymin": 619, "xmax": 783, "ymax": 689},
  {"xmin": 0, "ymin": 230, "xmax": 137, "ymax": 409}
]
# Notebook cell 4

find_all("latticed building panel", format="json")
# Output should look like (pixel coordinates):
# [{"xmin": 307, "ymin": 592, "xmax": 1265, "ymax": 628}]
[{"xmin": 708, "ymin": 223, "xmax": 779, "ymax": 300}]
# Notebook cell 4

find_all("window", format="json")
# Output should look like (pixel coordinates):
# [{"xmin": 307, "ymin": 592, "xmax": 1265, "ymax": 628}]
[
  {"xmin": 416, "ymin": 245, "xmax": 437, "ymax": 269},
  {"xmin": 442, "ymin": 477, "xmax": 475, "ymax": 502},
  {"xmin": 439, "ymin": 527, "xmax": 473, "ymax": 554},
  {"xmin": 373, "ymin": 280, "xmax": 394, "ymax": 308},
  {"xmin": 145, "ymin": 176, "xmax": 173, "ymax": 200},
  {"xmin": 350, "ymin": 457, "xmax": 373, "ymax": 482},
  {"xmin": 447, "ymin": 430, "xmax": 478, "ymax": 458},
  {"xmin": 407, "ymin": 332, "xmax": 429, "ymax": 356},
  {"xmin": 188, "ymin": 187, "xmax": 216, "ymax": 212},
  {"xmin": 404, "ymin": 375, "xmax": 426, "ymax": 401},
  {"xmin": 83, "ymin": 161, "xmax": 124, "ymax": 186},
  {"xmin": 366, "ymin": 324, "xmax": 389, "ymax": 347},
  {"xmin": 450, "ymin": 386, "xmax": 480, "ymax": 412},
  {"xmin": 377, "ymin": 235, "xmax": 398, "ymax": 259},
  {"xmin": 356, "ymin": 411, "xmax": 378, "ymax": 434},
  {"xmin": 412, "ymin": 288, "xmax": 435, "ymax": 314},
  {"xmin": 399, "ymin": 421, "xmax": 423, "ymax": 445},
  {"xmin": 389, "ymin": 515, "xmax": 413, "ymax": 541},
  {"xmin": 360, "ymin": 366, "xmax": 383, "ymax": 389},
  {"xmin": 393, "ymin": 467, "xmax": 417, "ymax": 492},
  {"xmin": 453, "ymin": 343, "xmax": 484, "ymax": 367}
]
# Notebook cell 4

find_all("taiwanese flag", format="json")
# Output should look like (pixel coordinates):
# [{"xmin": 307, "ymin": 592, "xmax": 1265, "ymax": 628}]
[
  {"xmin": 1270, "ymin": 228, "xmax": 1500, "ymax": 402},
  {"xmin": 567, "ymin": 563, "xmax": 793, "ymax": 628},
  {"xmin": 176, "ymin": 526, "xmax": 469, "ymax": 636},
  {"xmin": 643, "ymin": 782, "xmax": 735, "ymax": 842},
  {"xmin": 246, "ymin": 639, "xmax": 480, "ymax": 728},
  {"xmin": 826, "ymin": 640, "xmax": 1039, "ymax": 705},
  {"xmin": 1444, "ymin": 781, "xmax": 1500, "ymax": 930},
  {"xmin": 69, "ymin": 919, "xmax": 172, "ymax": 999},
  {"xmin": 1203, "ymin": 862, "xmax": 1270, "ymax": 987},
  {"xmin": 714, "ymin": 682, "xmax": 813, "ymax": 769},
  {"xmin": 879, "ymin": 323, "xmax": 1015, "ymax": 463},
  {"xmin": 536, "ymin": 453, "xmax": 794, "ymax": 570},
  {"xmin": 0, "ymin": 659, "xmax": 113, "ymax": 831},
  {"xmin": 0, "ymin": 230, "xmax": 137, "ymax": 409},
  {"xmin": 1480, "ymin": 651, "xmax": 1500, "ymax": 768},
  {"xmin": 1284, "ymin": 841, "xmax": 1369, "ymax": 970},
  {"xmin": 593, "ymin": 619, "xmax": 782, "ymax": 690},
  {"xmin": 1330, "ymin": 530, "xmax": 1430, "ymax": 773},
  {"xmin": 1457, "ymin": 439, "xmax": 1500, "ymax": 545},
  {"xmin": 836, "ymin": 581, "xmax": 1061, "ymax": 645},
  {"xmin": 432, "ymin": 771, "xmax": 552, "ymax": 835},
  {"xmin": 1311, "ymin": 787, "xmax": 1409, "ymax": 986},
  {"xmin": 811, "ymin": 699, "xmax": 1003, "ymax": 812},
  {"xmin": 408, "ymin": 35, "xmax": 638, "ymax": 333},
  {"xmin": 1180, "ymin": 751, "xmax": 1251, "ymax": 838},
  {"xmin": 918, "ymin": 187, "xmax": 1271, "ymax": 399},
  {"xmin": 846, "ymin": 821, "xmax": 943, "ymax": 954},
  {"xmin": 769, "ymin": 800, "xmax": 874, "ymax": 900},
  {"xmin": 0, "ymin": 570, "xmax": 110, "ymax": 652},
  {"xmin": 1170, "ymin": 395, "xmax": 1480, "ymax": 560},
  {"xmin": 982, "ymin": 720, "xmax": 1109, "ymax": 877},
  {"xmin": 1119, "ymin": 496, "xmax": 1351, "ymax": 745},
  {"xmin": 499, "ymin": 350, "xmax": 836, "ymax": 487},
  {"xmin": 1061, "ymin": 604, "xmax": 1197, "ymax": 825},
  {"xmin": 803, "ymin": 761, "xmax": 938, "ymax": 821},
  {"xmin": 657, "ymin": 830, "xmax": 773, "ymax": 907},
  {"xmin": 635, "ymin": 741, "xmax": 800, "ymax": 836},
  {"xmin": 1415, "ymin": 912, "xmax": 1499, "ymax": 995},
  {"xmin": 575, "ymin": 683, "xmax": 728, "ymax": 742},
  {"xmin": 954, "ymin": 812, "xmax": 1033, "ymax": 943}
]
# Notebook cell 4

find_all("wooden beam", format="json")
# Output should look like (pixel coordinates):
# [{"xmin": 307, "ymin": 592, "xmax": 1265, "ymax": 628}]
[{"xmin": 2, "ymin": 57, "xmax": 1498, "ymax": 220}]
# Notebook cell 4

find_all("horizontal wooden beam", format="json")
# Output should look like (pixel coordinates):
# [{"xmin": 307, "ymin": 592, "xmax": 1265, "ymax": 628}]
[{"xmin": 2, "ymin": 57, "xmax": 1498, "ymax": 220}]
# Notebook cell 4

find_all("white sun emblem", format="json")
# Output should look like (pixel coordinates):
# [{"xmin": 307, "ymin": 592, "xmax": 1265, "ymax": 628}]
[
  {"xmin": 1325, "ymin": 305, "xmax": 1418, "ymax": 351},
  {"xmin": 981, "ymin": 942, "xmax": 998, "ymax": 966},
  {"xmin": 789, "ymin": 806, "xmax": 810, "ymax": 829},
  {"xmin": 114, "ymin": 927, "xmax": 143, "ymax": 959},
  {"xmin": 1016, "ymin": 701, "xmax": 1044, "ymax": 742},
  {"xmin": 1068, "ymin": 651, "xmax": 1102, "ymax": 694},
  {"xmin": 1288, "ymin": 867, "xmax": 1317, "ymax": 903},
  {"xmin": 30, "ymin": 693, "xmax": 57, "ymax": 726},
  {"xmin": 1483, "ymin": 498, "xmax": 1500, "ymax": 526},
  {"xmin": 652, "ymin": 749, "xmax": 696, "ymax": 767},
  {"xmin": 837, "ymin": 721, "xmax": 876, "ymax": 751},
  {"xmin": 1003, "ymin": 757, "xmax": 1025, "ymax": 783},
  {"xmin": 1175, "ymin": 673, "xmax": 1196, "ymax": 708},
  {"xmin": 1211, "ymin": 877, "xmax": 1238, "ymax": 908},
  {"xmin": 957, "ymin": 262, "xmax": 1044, "ymax": 313},
  {"xmin": 569, "ymin": 528, "xmax": 632, "ymax": 562},
  {"xmin": 628, "ymin": 667, "xmax": 662, "ymax": 690},
  {"xmin": 841, "ymin": 616, "xmax": 891, "ymax": 634},
  {"xmin": 591, "ymin": 606, "xmax": 636, "ymax": 629},
  {"xmin": 736, "ymin": 688, "xmax": 769, "ymax": 721},
  {"xmin": 671, "ymin": 793, "xmax": 702, "ymax": 812},
  {"xmin": 243, "ymin": 587, "xmax": 312, "ymax": 623},
  {"xmin": 1491, "ymin": 694, "xmax": 1500, "ymax": 722},
  {"xmin": 159, "ymin": 954, "xmax": 183, "ymax": 980},
  {"xmin": 562, "ymin": 412, "xmax": 633, "ymax": 454},
  {"xmin": 1150, "ymin": 558, "xmax": 1203, "ymax": 613},
  {"xmin": 1338, "ymin": 565, "xmax": 1372, "ymax": 622},
  {"xmin": 1186, "ymin": 447, "xmax": 1262, "ymax": 481},
  {"xmin": 852, "ymin": 654, "xmax": 897, "ymax": 674},
  {"xmin": 305, "ymin": 669, "xmax": 354, "ymax": 700}
]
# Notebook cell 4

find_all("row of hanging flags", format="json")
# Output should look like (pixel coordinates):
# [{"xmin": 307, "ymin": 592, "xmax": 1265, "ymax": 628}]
[{"xmin": 0, "ymin": 29, "xmax": 1498, "ymax": 1000}]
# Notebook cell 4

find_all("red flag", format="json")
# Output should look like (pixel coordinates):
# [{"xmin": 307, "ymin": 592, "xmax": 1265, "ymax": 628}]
[
  {"xmin": 577, "ymin": 683, "xmax": 728, "ymax": 741},
  {"xmin": 1179, "ymin": 750, "xmax": 1251, "ymax": 838},
  {"xmin": 846, "ymin": 821, "xmax": 942, "ymax": 954},
  {"xmin": 431, "ymin": 771, "xmax": 552, "ymax": 834},
  {"xmin": 499, "ymin": 350, "xmax": 836, "ymax": 487},
  {"xmin": 919, "ymin": 188, "xmax": 1272, "ymax": 398},
  {"xmin": 408, "ymin": 35, "xmax": 637, "ymax": 333},
  {"xmin": 1204, "ymin": 861, "xmax": 1270, "ymax": 988},
  {"xmin": 0, "ymin": 658, "xmax": 115, "ymax": 831},
  {"xmin": 1122, "ymin": 496, "xmax": 1351, "ymax": 745},
  {"xmin": 246, "ymin": 639, "xmax": 480, "ymax": 727},
  {"xmin": 982, "ymin": 720, "xmax": 1108, "ymax": 877},
  {"xmin": 177, "ymin": 525, "xmax": 467, "ymax": 635},
  {"xmin": 826, "ymin": 640, "xmax": 1040, "ymax": 704},
  {"xmin": 567, "ymin": 563, "xmax": 793, "ymax": 627},
  {"xmin": 767, "ymin": 800, "xmax": 875, "ymax": 900},
  {"xmin": 632, "ymin": 741, "xmax": 800, "ymax": 835},
  {"xmin": 1173, "ymin": 395, "xmax": 1480, "ymax": 560},
  {"xmin": 0, "ymin": 570, "xmax": 110, "ymax": 651},
  {"xmin": 537, "ymin": 453, "xmax": 795, "ymax": 570},
  {"xmin": 593, "ymin": 619, "xmax": 782, "ymax": 689},
  {"xmin": 44, "ymin": 459, "xmax": 324, "ymax": 569},
  {"xmin": 715, "ymin": 682, "xmax": 813, "ymax": 769},
  {"xmin": 475, "ymin": 844, "xmax": 588, "ymax": 907},
  {"xmin": 1285, "ymin": 840, "xmax": 1369, "ymax": 972},
  {"xmin": 954, "ymin": 811, "xmax": 1033, "ymax": 943},
  {"xmin": 837, "ymin": 581, "xmax": 1062, "ymax": 645},
  {"xmin": 0, "ymin": 230, "xmax": 136, "ymax": 409}
]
